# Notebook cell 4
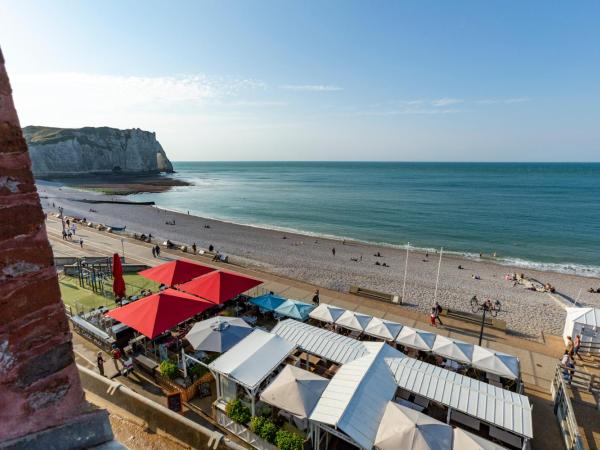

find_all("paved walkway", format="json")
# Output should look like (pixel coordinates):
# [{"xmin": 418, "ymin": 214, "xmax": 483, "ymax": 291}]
[{"xmin": 47, "ymin": 216, "xmax": 569, "ymax": 449}]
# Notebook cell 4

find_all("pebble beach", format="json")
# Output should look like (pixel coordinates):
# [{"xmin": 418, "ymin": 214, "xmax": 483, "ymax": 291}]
[{"xmin": 39, "ymin": 182, "xmax": 600, "ymax": 340}]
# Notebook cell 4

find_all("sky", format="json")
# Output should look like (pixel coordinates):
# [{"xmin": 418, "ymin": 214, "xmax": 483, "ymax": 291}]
[{"xmin": 1, "ymin": 1, "xmax": 599, "ymax": 161}]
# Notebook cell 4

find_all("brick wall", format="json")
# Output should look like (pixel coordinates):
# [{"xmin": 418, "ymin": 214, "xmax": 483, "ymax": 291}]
[{"xmin": 0, "ymin": 47, "xmax": 87, "ymax": 441}]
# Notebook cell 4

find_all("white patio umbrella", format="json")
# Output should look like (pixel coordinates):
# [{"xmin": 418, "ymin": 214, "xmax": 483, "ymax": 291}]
[
  {"xmin": 453, "ymin": 428, "xmax": 508, "ymax": 450},
  {"xmin": 470, "ymin": 347, "xmax": 519, "ymax": 380},
  {"xmin": 335, "ymin": 310, "xmax": 373, "ymax": 332},
  {"xmin": 396, "ymin": 327, "xmax": 437, "ymax": 351},
  {"xmin": 432, "ymin": 336, "xmax": 474, "ymax": 364},
  {"xmin": 374, "ymin": 401, "xmax": 453, "ymax": 450},
  {"xmin": 309, "ymin": 303, "xmax": 345, "ymax": 324},
  {"xmin": 184, "ymin": 316, "xmax": 253, "ymax": 353},
  {"xmin": 364, "ymin": 317, "xmax": 403, "ymax": 341},
  {"xmin": 259, "ymin": 365, "xmax": 329, "ymax": 419}
]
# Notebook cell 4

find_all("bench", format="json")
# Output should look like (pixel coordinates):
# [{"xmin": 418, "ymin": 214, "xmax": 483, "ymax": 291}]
[
  {"xmin": 442, "ymin": 308, "xmax": 507, "ymax": 331},
  {"xmin": 349, "ymin": 285, "xmax": 401, "ymax": 304},
  {"xmin": 134, "ymin": 354, "xmax": 159, "ymax": 377}
]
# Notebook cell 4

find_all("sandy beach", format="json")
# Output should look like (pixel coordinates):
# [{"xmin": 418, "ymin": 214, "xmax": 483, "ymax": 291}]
[{"xmin": 39, "ymin": 182, "xmax": 600, "ymax": 340}]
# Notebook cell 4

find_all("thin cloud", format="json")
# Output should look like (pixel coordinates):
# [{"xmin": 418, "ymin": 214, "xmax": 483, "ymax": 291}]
[
  {"xmin": 280, "ymin": 84, "xmax": 343, "ymax": 92},
  {"xmin": 476, "ymin": 97, "xmax": 531, "ymax": 104},
  {"xmin": 431, "ymin": 98, "xmax": 464, "ymax": 107}
]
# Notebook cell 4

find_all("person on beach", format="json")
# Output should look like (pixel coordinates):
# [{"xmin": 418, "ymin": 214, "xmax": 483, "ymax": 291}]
[
  {"xmin": 312, "ymin": 289, "xmax": 320, "ymax": 305},
  {"xmin": 192, "ymin": 242, "xmax": 197, "ymax": 254},
  {"xmin": 79, "ymin": 238, "xmax": 83, "ymax": 248},
  {"xmin": 574, "ymin": 335, "xmax": 582, "ymax": 359},
  {"xmin": 434, "ymin": 302, "xmax": 444, "ymax": 325},
  {"xmin": 332, "ymin": 247, "xmax": 336, "ymax": 257},
  {"xmin": 97, "ymin": 351, "xmax": 105, "ymax": 377},
  {"xmin": 209, "ymin": 244, "xmax": 214, "ymax": 252}
]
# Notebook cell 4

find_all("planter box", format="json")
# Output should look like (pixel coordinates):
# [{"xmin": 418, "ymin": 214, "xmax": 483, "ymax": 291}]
[{"xmin": 215, "ymin": 409, "xmax": 278, "ymax": 450}]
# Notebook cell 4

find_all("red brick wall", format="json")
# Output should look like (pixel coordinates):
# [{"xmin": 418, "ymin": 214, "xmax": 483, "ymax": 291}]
[{"xmin": 0, "ymin": 47, "xmax": 86, "ymax": 441}]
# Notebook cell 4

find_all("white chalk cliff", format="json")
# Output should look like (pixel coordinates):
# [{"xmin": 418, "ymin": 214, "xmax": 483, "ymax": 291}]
[{"xmin": 23, "ymin": 126, "xmax": 174, "ymax": 177}]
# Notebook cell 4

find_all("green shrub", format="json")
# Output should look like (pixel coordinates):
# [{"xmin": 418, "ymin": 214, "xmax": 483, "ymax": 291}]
[
  {"xmin": 225, "ymin": 399, "xmax": 251, "ymax": 425},
  {"xmin": 159, "ymin": 360, "xmax": 178, "ymax": 379},
  {"xmin": 259, "ymin": 419, "xmax": 278, "ymax": 444},
  {"xmin": 276, "ymin": 429, "xmax": 304, "ymax": 450},
  {"xmin": 189, "ymin": 364, "xmax": 208, "ymax": 379},
  {"xmin": 250, "ymin": 416, "xmax": 266, "ymax": 434}
]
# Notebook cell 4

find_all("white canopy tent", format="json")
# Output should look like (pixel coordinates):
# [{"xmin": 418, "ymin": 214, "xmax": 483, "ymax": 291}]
[
  {"xmin": 309, "ymin": 303, "xmax": 345, "ymax": 324},
  {"xmin": 364, "ymin": 317, "xmax": 403, "ymax": 341},
  {"xmin": 563, "ymin": 307, "xmax": 600, "ymax": 345},
  {"xmin": 470, "ymin": 347, "xmax": 520, "ymax": 380},
  {"xmin": 374, "ymin": 401, "xmax": 453, "ymax": 450},
  {"xmin": 432, "ymin": 336, "xmax": 474, "ymax": 364},
  {"xmin": 259, "ymin": 365, "xmax": 329, "ymax": 420},
  {"xmin": 209, "ymin": 329, "xmax": 296, "ymax": 415},
  {"xmin": 396, "ymin": 327, "xmax": 437, "ymax": 352},
  {"xmin": 335, "ymin": 310, "xmax": 373, "ymax": 332},
  {"xmin": 453, "ymin": 428, "xmax": 508, "ymax": 450}
]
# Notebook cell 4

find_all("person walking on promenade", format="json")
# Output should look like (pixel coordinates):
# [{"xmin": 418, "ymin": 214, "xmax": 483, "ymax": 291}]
[
  {"xmin": 566, "ymin": 336, "xmax": 574, "ymax": 356},
  {"xmin": 97, "ymin": 352, "xmax": 106, "ymax": 377},
  {"xmin": 312, "ymin": 289, "xmax": 320, "ymax": 305},
  {"xmin": 430, "ymin": 307, "xmax": 437, "ymax": 327},
  {"xmin": 192, "ymin": 242, "xmax": 197, "ymax": 254},
  {"xmin": 79, "ymin": 238, "xmax": 84, "ymax": 248},
  {"xmin": 152, "ymin": 246, "xmax": 156, "ymax": 258},
  {"xmin": 434, "ymin": 301, "xmax": 444, "ymax": 326},
  {"xmin": 155, "ymin": 244, "xmax": 161, "ymax": 257},
  {"xmin": 111, "ymin": 346, "xmax": 122, "ymax": 374},
  {"xmin": 574, "ymin": 335, "xmax": 582, "ymax": 359}
]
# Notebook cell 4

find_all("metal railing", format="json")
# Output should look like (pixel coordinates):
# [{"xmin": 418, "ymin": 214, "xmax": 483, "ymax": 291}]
[{"xmin": 551, "ymin": 364, "xmax": 585, "ymax": 450}]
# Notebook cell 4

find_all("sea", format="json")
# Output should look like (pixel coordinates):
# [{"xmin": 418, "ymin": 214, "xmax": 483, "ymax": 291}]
[{"xmin": 128, "ymin": 162, "xmax": 600, "ymax": 278}]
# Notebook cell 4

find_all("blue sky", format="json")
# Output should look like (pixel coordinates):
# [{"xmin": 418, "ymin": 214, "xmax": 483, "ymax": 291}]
[{"xmin": 1, "ymin": 1, "xmax": 599, "ymax": 161}]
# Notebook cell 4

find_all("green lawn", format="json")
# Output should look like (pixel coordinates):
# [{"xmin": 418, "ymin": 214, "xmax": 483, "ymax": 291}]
[{"xmin": 59, "ymin": 274, "xmax": 159, "ymax": 314}]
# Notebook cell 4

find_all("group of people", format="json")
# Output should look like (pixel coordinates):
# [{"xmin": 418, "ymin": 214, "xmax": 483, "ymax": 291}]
[
  {"xmin": 151, "ymin": 244, "xmax": 161, "ymax": 258},
  {"xmin": 96, "ymin": 345, "xmax": 133, "ymax": 378},
  {"xmin": 561, "ymin": 335, "xmax": 582, "ymax": 383},
  {"xmin": 430, "ymin": 301, "xmax": 444, "ymax": 327},
  {"xmin": 61, "ymin": 219, "xmax": 84, "ymax": 248}
]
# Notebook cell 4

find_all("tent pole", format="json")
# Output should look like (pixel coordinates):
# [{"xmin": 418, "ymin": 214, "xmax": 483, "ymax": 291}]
[
  {"xmin": 402, "ymin": 242, "xmax": 410, "ymax": 303},
  {"xmin": 181, "ymin": 348, "xmax": 187, "ymax": 379},
  {"xmin": 446, "ymin": 407, "xmax": 452, "ymax": 424}
]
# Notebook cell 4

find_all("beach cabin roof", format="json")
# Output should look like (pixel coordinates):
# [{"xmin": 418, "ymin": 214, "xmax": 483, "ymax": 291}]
[
  {"xmin": 106, "ymin": 289, "xmax": 214, "ymax": 339},
  {"xmin": 209, "ymin": 329, "xmax": 296, "ymax": 390},
  {"xmin": 364, "ymin": 317, "xmax": 403, "ymax": 341},
  {"xmin": 309, "ymin": 303, "xmax": 345, "ymax": 323},
  {"xmin": 259, "ymin": 365, "xmax": 329, "ymax": 419},
  {"xmin": 179, "ymin": 270, "xmax": 262, "ymax": 305},
  {"xmin": 470, "ymin": 347, "xmax": 520, "ymax": 380},
  {"xmin": 138, "ymin": 260, "xmax": 216, "ymax": 286},
  {"xmin": 271, "ymin": 319, "xmax": 370, "ymax": 365},
  {"xmin": 335, "ymin": 310, "xmax": 373, "ymax": 332}
]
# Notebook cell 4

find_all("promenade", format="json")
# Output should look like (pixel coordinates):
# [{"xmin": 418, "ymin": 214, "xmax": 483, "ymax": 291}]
[{"xmin": 46, "ymin": 216, "xmax": 572, "ymax": 449}]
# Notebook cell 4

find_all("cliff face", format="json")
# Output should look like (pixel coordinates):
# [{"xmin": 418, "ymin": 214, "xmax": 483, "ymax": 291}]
[{"xmin": 23, "ymin": 126, "xmax": 174, "ymax": 177}]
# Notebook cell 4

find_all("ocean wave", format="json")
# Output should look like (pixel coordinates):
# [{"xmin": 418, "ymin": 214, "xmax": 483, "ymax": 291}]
[{"xmin": 150, "ymin": 204, "xmax": 600, "ymax": 279}]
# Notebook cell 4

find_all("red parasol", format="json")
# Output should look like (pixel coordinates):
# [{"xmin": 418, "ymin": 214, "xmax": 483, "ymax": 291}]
[
  {"xmin": 112, "ymin": 253, "xmax": 126, "ymax": 298},
  {"xmin": 138, "ymin": 260, "xmax": 216, "ymax": 286},
  {"xmin": 178, "ymin": 270, "xmax": 263, "ymax": 305}
]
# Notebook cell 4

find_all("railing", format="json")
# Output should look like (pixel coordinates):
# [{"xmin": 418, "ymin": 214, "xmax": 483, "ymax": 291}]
[
  {"xmin": 579, "ymin": 341, "xmax": 600, "ymax": 355},
  {"xmin": 551, "ymin": 365, "xmax": 585, "ymax": 450},
  {"xmin": 215, "ymin": 408, "xmax": 277, "ymax": 450}
]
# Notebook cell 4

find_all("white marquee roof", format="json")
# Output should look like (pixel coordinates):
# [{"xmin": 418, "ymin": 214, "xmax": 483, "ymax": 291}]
[
  {"xmin": 335, "ymin": 310, "xmax": 373, "ymax": 332},
  {"xmin": 364, "ymin": 317, "xmax": 403, "ymax": 341},
  {"xmin": 566, "ymin": 307, "xmax": 600, "ymax": 328},
  {"xmin": 470, "ymin": 347, "xmax": 520, "ymax": 380},
  {"xmin": 309, "ymin": 303, "xmax": 345, "ymax": 323},
  {"xmin": 209, "ymin": 329, "xmax": 296, "ymax": 390},
  {"xmin": 432, "ymin": 336, "xmax": 474, "ymax": 364},
  {"xmin": 396, "ymin": 327, "xmax": 437, "ymax": 351},
  {"xmin": 385, "ymin": 357, "xmax": 532, "ymax": 438},
  {"xmin": 271, "ymin": 319, "xmax": 369, "ymax": 365}
]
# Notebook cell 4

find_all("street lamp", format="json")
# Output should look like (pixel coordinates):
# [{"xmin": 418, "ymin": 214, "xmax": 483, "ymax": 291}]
[
  {"xmin": 121, "ymin": 238, "xmax": 125, "ymax": 262},
  {"xmin": 470, "ymin": 296, "xmax": 502, "ymax": 346}
]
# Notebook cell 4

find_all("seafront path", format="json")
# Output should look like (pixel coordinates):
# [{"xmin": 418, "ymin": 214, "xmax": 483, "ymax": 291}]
[{"xmin": 46, "ymin": 215, "xmax": 571, "ymax": 449}]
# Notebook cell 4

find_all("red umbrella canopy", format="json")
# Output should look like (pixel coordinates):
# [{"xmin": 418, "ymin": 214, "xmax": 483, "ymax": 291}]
[
  {"xmin": 112, "ymin": 253, "xmax": 126, "ymax": 298},
  {"xmin": 138, "ymin": 260, "xmax": 216, "ymax": 286},
  {"xmin": 106, "ymin": 289, "xmax": 215, "ymax": 339},
  {"xmin": 179, "ymin": 270, "xmax": 263, "ymax": 305}
]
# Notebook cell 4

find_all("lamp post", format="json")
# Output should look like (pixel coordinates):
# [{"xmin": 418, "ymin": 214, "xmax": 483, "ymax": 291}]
[
  {"xmin": 121, "ymin": 238, "xmax": 125, "ymax": 263},
  {"xmin": 402, "ymin": 242, "xmax": 410, "ymax": 303},
  {"xmin": 470, "ymin": 296, "xmax": 502, "ymax": 346}
]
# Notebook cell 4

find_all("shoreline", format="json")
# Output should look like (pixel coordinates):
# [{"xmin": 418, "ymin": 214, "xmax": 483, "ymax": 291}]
[
  {"xmin": 38, "ymin": 174, "xmax": 191, "ymax": 195},
  {"xmin": 39, "ymin": 182, "xmax": 600, "ymax": 339}
]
